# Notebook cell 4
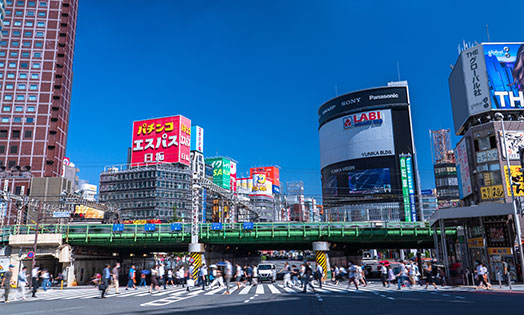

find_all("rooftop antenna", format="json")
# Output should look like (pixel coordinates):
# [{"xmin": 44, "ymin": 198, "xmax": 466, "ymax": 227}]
[
  {"xmin": 396, "ymin": 61, "xmax": 401, "ymax": 81},
  {"xmin": 486, "ymin": 24, "xmax": 491, "ymax": 42}
]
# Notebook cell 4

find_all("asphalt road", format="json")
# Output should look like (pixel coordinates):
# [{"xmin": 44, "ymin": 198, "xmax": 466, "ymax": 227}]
[{"xmin": 1, "ymin": 280, "xmax": 523, "ymax": 315}]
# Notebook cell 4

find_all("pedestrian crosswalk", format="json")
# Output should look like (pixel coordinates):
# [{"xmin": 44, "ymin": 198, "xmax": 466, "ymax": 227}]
[{"xmin": 4, "ymin": 281, "xmax": 476, "ymax": 305}]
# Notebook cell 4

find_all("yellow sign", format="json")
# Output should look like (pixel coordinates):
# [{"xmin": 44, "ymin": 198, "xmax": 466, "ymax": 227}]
[
  {"xmin": 487, "ymin": 247, "xmax": 512, "ymax": 255},
  {"xmin": 467, "ymin": 237, "xmax": 484, "ymax": 248},
  {"xmin": 504, "ymin": 166, "xmax": 524, "ymax": 196},
  {"xmin": 74, "ymin": 205, "xmax": 104, "ymax": 219},
  {"xmin": 480, "ymin": 185, "xmax": 504, "ymax": 200}
]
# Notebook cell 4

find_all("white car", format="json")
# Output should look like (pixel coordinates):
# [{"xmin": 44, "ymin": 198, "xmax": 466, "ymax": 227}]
[{"xmin": 257, "ymin": 263, "xmax": 277, "ymax": 283}]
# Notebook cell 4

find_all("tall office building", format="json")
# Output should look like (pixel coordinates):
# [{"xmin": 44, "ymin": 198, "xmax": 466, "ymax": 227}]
[{"xmin": 0, "ymin": 0, "xmax": 78, "ymax": 194}]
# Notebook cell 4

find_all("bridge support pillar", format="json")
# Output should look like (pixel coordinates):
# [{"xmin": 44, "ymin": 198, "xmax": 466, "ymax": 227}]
[
  {"xmin": 312, "ymin": 241, "xmax": 330, "ymax": 281},
  {"xmin": 189, "ymin": 243, "xmax": 205, "ymax": 281}
]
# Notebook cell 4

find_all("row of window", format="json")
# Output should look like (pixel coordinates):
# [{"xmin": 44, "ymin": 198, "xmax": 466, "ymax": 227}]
[
  {"xmin": 0, "ymin": 41, "xmax": 45, "ymax": 48},
  {"xmin": 0, "ymin": 72, "xmax": 40, "ymax": 79},
  {"xmin": 4, "ymin": 95, "xmax": 39, "ymax": 101},
  {"xmin": 100, "ymin": 181, "xmax": 189, "ymax": 191},
  {"xmin": 2, "ymin": 83, "xmax": 39, "ymax": 90},
  {"xmin": 0, "ymin": 61, "xmax": 41, "ymax": 69},
  {"xmin": 7, "ymin": 1, "xmax": 47, "ymax": 7},
  {"xmin": 0, "ymin": 51, "xmax": 42, "ymax": 58},
  {"xmin": 4, "ymin": 10, "xmax": 47, "ymax": 18},
  {"xmin": 0, "ymin": 145, "xmax": 20, "ymax": 154},
  {"xmin": 2, "ymin": 30, "xmax": 45, "ymax": 37},
  {"xmin": 1, "ymin": 117, "xmax": 34, "ymax": 123},
  {"xmin": 0, "ymin": 129, "xmax": 32, "ymax": 138},
  {"xmin": 2, "ymin": 105, "xmax": 35, "ymax": 112},
  {"xmin": 3, "ymin": 20, "xmax": 46, "ymax": 27}
]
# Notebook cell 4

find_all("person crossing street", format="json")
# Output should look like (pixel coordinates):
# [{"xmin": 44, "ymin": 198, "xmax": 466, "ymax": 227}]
[
  {"xmin": 100, "ymin": 264, "xmax": 111, "ymax": 298},
  {"xmin": 1, "ymin": 265, "xmax": 14, "ymax": 303}
]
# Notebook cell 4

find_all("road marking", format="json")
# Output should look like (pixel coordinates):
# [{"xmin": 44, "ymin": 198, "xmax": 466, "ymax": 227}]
[
  {"xmin": 267, "ymin": 284, "xmax": 281, "ymax": 294},
  {"xmin": 205, "ymin": 287, "xmax": 225, "ymax": 295},
  {"xmin": 278, "ymin": 284, "xmax": 298, "ymax": 293},
  {"xmin": 239, "ymin": 285, "xmax": 253, "ymax": 295},
  {"xmin": 256, "ymin": 285, "xmax": 264, "ymax": 295}
]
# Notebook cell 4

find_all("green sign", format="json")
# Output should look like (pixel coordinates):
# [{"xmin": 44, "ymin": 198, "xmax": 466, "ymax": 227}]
[
  {"xmin": 399, "ymin": 156, "xmax": 411, "ymax": 222},
  {"xmin": 205, "ymin": 157, "xmax": 231, "ymax": 190}
]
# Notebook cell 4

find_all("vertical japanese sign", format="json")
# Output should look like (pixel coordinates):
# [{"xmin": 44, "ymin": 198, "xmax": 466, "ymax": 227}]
[
  {"xmin": 131, "ymin": 115, "xmax": 191, "ymax": 166},
  {"xmin": 229, "ymin": 161, "xmax": 237, "ymax": 192},
  {"xmin": 406, "ymin": 156, "xmax": 417, "ymax": 221},
  {"xmin": 202, "ymin": 189, "xmax": 207, "ymax": 223},
  {"xmin": 461, "ymin": 45, "xmax": 491, "ymax": 116},
  {"xmin": 504, "ymin": 166, "xmax": 524, "ymax": 197},
  {"xmin": 191, "ymin": 126, "xmax": 204, "ymax": 153},
  {"xmin": 205, "ymin": 157, "xmax": 231, "ymax": 190},
  {"xmin": 399, "ymin": 156, "xmax": 411, "ymax": 222},
  {"xmin": 455, "ymin": 138, "xmax": 472, "ymax": 197}
]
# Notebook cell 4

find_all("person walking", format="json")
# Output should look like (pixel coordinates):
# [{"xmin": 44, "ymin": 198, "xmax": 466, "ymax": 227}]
[
  {"xmin": 224, "ymin": 261, "xmax": 233, "ymax": 294},
  {"xmin": 111, "ymin": 263, "xmax": 120, "ymax": 294},
  {"xmin": 200, "ymin": 264, "xmax": 208, "ymax": 290},
  {"xmin": 1, "ymin": 265, "xmax": 14, "ymax": 303},
  {"xmin": 291, "ymin": 265, "xmax": 299, "ymax": 286},
  {"xmin": 138, "ymin": 270, "xmax": 147, "ymax": 287},
  {"xmin": 380, "ymin": 264, "xmax": 388, "ymax": 287},
  {"xmin": 252, "ymin": 264, "xmax": 258, "ymax": 286},
  {"xmin": 100, "ymin": 264, "xmax": 111, "ymax": 298},
  {"xmin": 17, "ymin": 266, "xmax": 28, "ymax": 301},
  {"xmin": 167, "ymin": 269, "xmax": 175, "ymax": 288},
  {"xmin": 396, "ymin": 261, "xmax": 411, "ymax": 290},
  {"xmin": 424, "ymin": 263, "xmax": 438, "ymax": 290},
  {"xmin": 302, "ymin": 263, "xmax": 315, "ymax": 293},
  {"xmin": 149, "ymin": 266, "xmax": 160, "ymax": 294},
  {"xmin": 126, "ymin": 265, "xmax": 137, "ymax": 290},
  {"xmin": 280, "ymin": 263, "xmax": 293, "ymax": 288},
  {"xmin": 235, "ymin": 264, "xmax": 244, "ymax": 289},
  {"xmin": 159, "ymin": 263, "xmax": 166, "ymax": 290},
  {"xmin": 315, "ymin": 263, "xmax": 324, "ymax": 288},
  {"xmin": 502, "ymin": 260, "xmax": 510, "ymax": 287},
  {"xmin": 346, "ymin": 262, "xmax": 359, "ymax": 291},
  {"xmin": 40, "ymin": 269, "xmax": 50, "ymax": 293},
  {"xmin": 31, "ymin": 265, "xmax": 40, "ymax": 298},
  {"xmin": 387, "ymin": 264, "xmax": 395, "ymax": 288}
]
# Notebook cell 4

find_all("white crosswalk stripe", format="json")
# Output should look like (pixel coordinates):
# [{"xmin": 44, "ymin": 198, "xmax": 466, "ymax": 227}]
[
  {"xmin": 239, "ymin": 285, "xmax": 253, "ymax": 295},
  {"xmin": 267, "ymin": 284, "xmax": 281, "ymax": 294},
  {"xmin": 255, "ymin": 284, "xmax": 264, "ymax": 295}
]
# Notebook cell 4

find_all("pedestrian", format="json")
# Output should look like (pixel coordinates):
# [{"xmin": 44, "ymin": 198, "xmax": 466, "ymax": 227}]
[
  {"xmin": 476, "ymin": 263, "xmax": 491, "ymax": 290},
  {"xmin": 424, "ymin": 263, "xmax": 437, "ymax": 290},
  {"xmin": 252, "ymin": 264, "xmax": 258, "ymax": 285},
  {"xmin": 17, "ymin": 266, "xmax": 27, "ymax": 301},
  {"xmin": 359, "ymin": 264, "xmax": 367, "ymax": 287},
  {"xmin": 224, "ymin": 260, "xmax": 233, "ymax": 294},
  {"xmin": 126, "ymin": 265, "xmax": 137, "ymax": 290},
  {"xmin": 138, "ymin": 270, "xmax": 147, "ymax": 287},
  {"xmin": 200, "ymin": 264, "xmax": 208, "ymax": 290},
  {"xmin": 346, "ymin": 262, "xmax": 359, "ymax": 291},
  {"xmin": 302, "ymin": 263, "xmax": 315, "ymax": 293},
  {"xmin": 210, "ymin": 267, "xmax": 224, "ymax": 288},
  {"xmin": 438, "ymin": 267, "xmax": 447, "ymax": 286},
  {"xmin": 149, "ymin": 265, "xmax": 160, "ymax": 294},
  {"xmin": 502, "ymin": 260, "xmax": 510, "ymax": 287},
  {"xmin": 100, "ymin": 264, "xmax": 111, "ymax": 298},
  {"xmin": 40, "ymin": 269, "xmax": 50, "ymax": 292},
  {"xmin": 111, "ymin": 263, "xmax": 120, "ymax": 294},
  {"xmin": 315, "ymin": 263, "xmax": 324, "ymax": 288},
  {"xmin": 396, "ymin": 261, "xmax": 410, "ymax": 290},
  {"xmin": 333, "ymin": 265, "xmax": 340, "ymax": 285},
  {"xmin": 1, "ymin": 265, "xmax": 14, "ymax": 303},
  {"xmin": 235, "ymin": 264, "xmax": 244, "ymax": 289},
  {"xmin": 167, "ymin": 269, "xmax": 175, "ymax": 287},
  {"xmin": 387, "ymin": 264, "xmax": 395, "ymax": 288},
  {"xmin": 299, "ymin": 264, "xmax": 306, "ymax": 289},
  {"xmin": 246, "ymin": 265, "xmax": 253, "ymax": 286},
  {"xmin": 31, "ymin": 265, "xmax": 40, "ymax": 297},
  {"xmin": 380, "ymin": 264, "xmax": 388, "ymax": 287},
  {"xmin": 291, "ymin": 265, "xmax": 299, "ymax": 286},
  {"xmin": 280, "ymin": 263, "xmax": 293, "ymax": 288},
  {"xmin": 159, "ymin": 263, "xmax": 166, "ymax": 290}
]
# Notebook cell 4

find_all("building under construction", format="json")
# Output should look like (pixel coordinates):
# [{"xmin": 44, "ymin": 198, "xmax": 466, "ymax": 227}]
[{"xmin": 429, "ymin": 129, "xmax": 460, "ymax": 208}]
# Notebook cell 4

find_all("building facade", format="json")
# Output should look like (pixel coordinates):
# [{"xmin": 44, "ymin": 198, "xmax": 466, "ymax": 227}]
[
  {"xmin": 0, "ymin": 0, "xmax": 78, "ymax": 194},
  {"xmin": 99, "ymin": 163, "xmax": 192, "ymax": 221}
]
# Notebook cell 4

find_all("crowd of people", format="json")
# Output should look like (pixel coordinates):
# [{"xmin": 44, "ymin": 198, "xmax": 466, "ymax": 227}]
[{"xmin": 1, "ymin": 264, "xmax": 65, "ymax": 303}]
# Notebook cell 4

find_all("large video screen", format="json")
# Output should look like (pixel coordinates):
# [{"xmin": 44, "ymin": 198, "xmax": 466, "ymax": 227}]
[{"xmin": 347, "ymin": 168, "xmax": 392, "ymax": 194}]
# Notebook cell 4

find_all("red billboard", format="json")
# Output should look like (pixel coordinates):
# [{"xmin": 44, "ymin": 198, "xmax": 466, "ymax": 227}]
[
  {"xmin": 131, "ymin": 115, "xmax": 191, "ymax": 166},
  {"xmin": 250, "ymin": 166, "xmax": 280, "ymax": 187}
]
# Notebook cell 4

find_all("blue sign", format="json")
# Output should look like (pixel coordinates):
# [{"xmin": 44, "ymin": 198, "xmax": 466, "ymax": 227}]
[
  {"xmin": 202, "ymin": 189, "xmax": 207, "ymax": 224},
  {"xmin": 243, "ymin": 222, "xmax": 254, "ymax": 230},
  {"xmin": 272, "ymin": 185, "xmax": 280, "ymax": 194},
  {"xmin": 406, "ymin": 157, "xmax": 417, "ymax": 222},
  {"xmin": 211, "ymin": 223, "xmax": 223, "ymax": 230},
  {"xmin": 170, "ymin": 223, "xmax": 182, "ymax": 231},
  {"xmin": 421, "ymin": 189, "xmax": 434, "ymax": 196},
  {"xmin": 112, "ymin": 224, "xmax": 124, "ymax": 232},
  {"xmin": 144, "ymin": 223, "xmax": 156, "ymax": 232}
]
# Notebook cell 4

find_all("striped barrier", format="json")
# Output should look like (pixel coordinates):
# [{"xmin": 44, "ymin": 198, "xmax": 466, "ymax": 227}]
[
  {"xmin": 315, "ymin": 251, "xmax": 328, "ymax": 280},
  {"xmin": 190, "ymin": 252, "xmax": 202, "ymax": 280}
]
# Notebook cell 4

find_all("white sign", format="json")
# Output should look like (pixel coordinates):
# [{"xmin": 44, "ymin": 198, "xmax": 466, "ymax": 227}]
[
  {"xmin": 53, "ymin": 211, "xmax": 70, "ymax": 218},
  {"xmin": 456, "ymin": 138, "xmax": 472, "ymax": 197},
  {"xmin": 500, "ymin": 131, "xmax": 524, "ymax": 160},
  {"xmin": 461, "ymin": 45, "xmax": 491, "ymax": 116},
  {"xmin": 319, "ymin": 109, "xmax": 395, "ymax": 169}
]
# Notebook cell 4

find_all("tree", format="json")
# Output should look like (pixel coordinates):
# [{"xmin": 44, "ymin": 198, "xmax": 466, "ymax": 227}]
[{"xmin": 168, "ymin": 206, "xmax": 182, "ymax": 223}]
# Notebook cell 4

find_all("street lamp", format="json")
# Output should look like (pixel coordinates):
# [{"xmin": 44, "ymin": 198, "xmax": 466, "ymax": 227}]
[{"xmin": 495, "ymin": 112, "xmax": 524, "ymax": 282}]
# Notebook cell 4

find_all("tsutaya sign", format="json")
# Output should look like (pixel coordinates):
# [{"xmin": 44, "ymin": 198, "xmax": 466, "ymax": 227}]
[{"xmin": 131, "ymin": 115, "xmax": 191, "ymax": 166}]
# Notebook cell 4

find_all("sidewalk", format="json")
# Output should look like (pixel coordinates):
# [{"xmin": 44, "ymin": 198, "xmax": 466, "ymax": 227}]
[{"xmin": 458, "ymin": 284, "xmax": 524, "ymax": 292}]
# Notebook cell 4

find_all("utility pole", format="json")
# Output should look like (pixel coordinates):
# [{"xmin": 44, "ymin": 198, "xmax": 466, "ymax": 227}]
[{"xmin": 31, "ymin": 201, "xmax": 42, "ymax": 272}]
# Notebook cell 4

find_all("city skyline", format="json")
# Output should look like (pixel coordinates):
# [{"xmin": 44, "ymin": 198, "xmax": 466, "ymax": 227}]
[{"xmin": 66, "ymin": 0, "xmax": 524, "ymax": 199}]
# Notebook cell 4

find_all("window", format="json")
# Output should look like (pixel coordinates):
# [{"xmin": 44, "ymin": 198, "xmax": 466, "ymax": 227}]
[
  {"xmin": 15, "ymin": 11, "xmax": 23, "ymax": 16},
  {"xmin": 10, "ymin": 146, "xmax": 18, "ymax": 154},
  {"xmin": 37, "ymin": 22, "xmax": 44, "ymax": 27},
  {"xmin": 38, "ymin": 12, "xmax": 46, "ymax": 17},
  {"xmin": 0, "ymin": 130, "xmax": 7, "ymax": 138},
  {"xmin": 6, "ymin": 84, "xmax": 13, "ymax": 89},
  {"xmin": 24, "ymin": 31, "xmax": 32, "ymax": 37},
  {"xmin": 19, "ymin": 73, "xmax": 27, "ymax": 79},
  {"xmin": 1, "ymin": 31, "xmax": 7, "ymax": 36},
  {"xmin": 11, "ymin": 41, "xmax": 20, "ymax": 47},
  {"xmin": 9, "ymin": 62, "xmax": 17, "ymax": 68},
  {"xmin": 31, "ymin": 74, "xmax": 38, "ymax": 79},
  {"xmin": 7, "ymin": 73, "xmax": 15, "ymax": 79},
  {"xmin": 1, "ymin": 117, "xmax": 9, "ymax": 123},
  {"xmin": 0, "ymin": 41, "xmax": 6, "ymax": 47},
  {"xmin": 5, "ymin": 10, "xmax": 11, "ymax": 16},
  {"xmin": 15, "ymin": 106, "xmax": 23, "ymax": 112},
  {"xmin": 2, "ymin": 106, "xmax": 11, "ymax": 112},
  {"xmin": 36, "ymin": 32, "xmax": 44, "ymax": 37},
  {"xmin": 27, "ymin": 106, "xmax": 35, "ymax": 112},
  {"xmin": 22, "ymin": 42, "xmax": 31, "ymax": 48},
  {"xmin": 25, "ymin": 21, "xmax": 33, "ymax": 27},
  {"xmin": 29, "ymin": 95, "xmax": 36, "ymax": 101},
  {"xmin": 32, "ymin": 63, "xmax": 40, "ymax": 69},
  {"xmin": 21, "ymin": 52, "xmax": 29, "ymax": 57},
  {"xmin": 30, "ymin": 85, "xmax": 37, "ymax": 90},
  {"xmin": 24, "ymin": 130, "xmax": 32, "ymax": 138},
  {"xmin": 3, "ymin": 21, "xmax": 10, "ymax": 26},
  {"xmin": 0, "ymin": 62, "xmax": 4, "ymax": 67},
  {"xmin": 13, "ymin": 21, "xmax": 21, "ymax": 26},
  {"xmin": 0, "ymin": 73, "xmax": 3, "ymax": 78},
  {"xmin": 10, "ymin": 52, "xmax": 18, "ymax": 57},
  {"xmin": 33, "ymin": 53, "xmax": 41, "ymax": 58},
  {"xmin": 7, "ymin": 161, "xmax": 16, "ymax": 168},
  {"xmin": 34, "ymin": 42, "xmax": 43, "ymax": 48},
  {"xmin": 12, "ymin": 130, "xmax": 20, "ymax": 138},
  {"xmin": 17, "ymin": 1, "xmax": 24, "ymax": 5},
  {"xmin": 18, "ymin": 84, "xmax": 26, "ymax": 90},
  {"xmin": 0, "ymin": 146, "xmax": 4, "ymax": 154},
  {"xmin": 0, "ymin": 51, "xmax": 5, "ymax": 57},
  {"xmin": 20, "ymin": 62, "xmax": 28, "ymax": 68},
  {"xmin": 16, "ymin": 95, "xmax": 24, "ymax": 101},
  {"xmin": 26, "ymin": 117, "xmax": 34, "ymax": 123},
  {"xmin": 29, "ymin": 1, "xmax": 36, "ymax": 6},
  {"xmin": 13, "ymin": 117, "xmax": 22, "ymax": 123},
  {"xmin": 27, "ymin": 11, "xmax": 35, "ymax": 17},
  {"xmin": 4, "ymin": 95, "xmax": 12, "ymax": 101},
  {"xmin": 39, "ymin": 1, "xmax": 46, "ymax": 7}
]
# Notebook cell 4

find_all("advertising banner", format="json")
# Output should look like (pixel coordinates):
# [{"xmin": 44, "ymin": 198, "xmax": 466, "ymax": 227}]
[
  {"xmin": 190, "ymin": 126, "xmax": 204, "ymax": 153},
  {"xmin": 205, "ymin": 157, "xmax": 231, "ymax": 190},
  {"xmin": 400, "ymin": 156, "xmax": 411, "ymax": 222},
  {"xmin": 250, "ymin": 173, "xmax": 273, "ymax": 198},
  {"xmin": 467, "ymin": 237, "xmax": 484, "ymax": 248},
  {"xmin": 74, "ymin": 205, "xmax": 104, "ymax": 219},
  {"xmin": 480, "ymin": 185, "xmax": 504, "ymax": 201},
  {"xmin": 230, "ymin": 161, "xmax": 237, "ymax": 192},
  {"xmin": 250, "ymin": 166, "xmax": 280, "ymax": 193},
  {"xmin": 503, "ymin": 165, "xmax": 524, "ymax": 197},
  {"xmin": 131, "ymin": 115, "xmax": 191, "ymax": 166},
  {"xmin": 202, "ymin": 189, "xmax": 207, "ymax": 223},
  {"xmin": 319, "ymin": 109, "xmax": 395, "ymax": 169},
  {"xmin": 406, "ymin": 156, "xmax": 417, "ymax": 221},
  {"xmin": 499, "ymin": 131, "xmax": 524, "ymax": 160},
  {"xmin": 455, "ymin": 138, "xmax": 472, "ymax": 197}
]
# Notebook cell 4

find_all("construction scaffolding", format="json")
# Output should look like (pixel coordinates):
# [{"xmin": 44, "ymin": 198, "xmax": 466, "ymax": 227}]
[{"xmin": 429, "ymin": 129, "xmax": 455, "ymax": 165}]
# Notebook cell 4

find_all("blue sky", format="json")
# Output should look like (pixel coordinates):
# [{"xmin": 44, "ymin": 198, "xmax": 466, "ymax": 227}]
[{"xmin": 67, "ymin": 0, "xmax": 524, "ymax": 199}]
